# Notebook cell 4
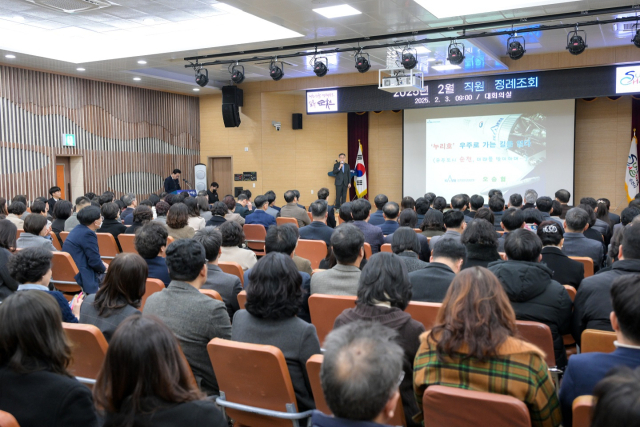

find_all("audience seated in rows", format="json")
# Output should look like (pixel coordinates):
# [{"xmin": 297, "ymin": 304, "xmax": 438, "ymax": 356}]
[
  {"xmin": 578, "ymin": 204, "xmax": 607, "ymax": 252},
  {"xmin": 0, "ymin": 219, "xmax": 18, "ymax": 302},
  {"xmin": 409, "ymin": 239, "xmax": 465, "ymax": 303},
  {"xmin": 222, "ymin": 195, "xmax": 245, "ymax": 225},
  {"xmin": 217, "ymin": 220, "xmax": 257, "ymax": 271},
  {"xmin": 498, "ymin": 209, "xmax": 525, "ymax": 252},
  {"xmin": 538, "ymin": 221, "xmax": 584, "ymax": 288},
  {"xmin": 460, "ymin": 218, "xmax": 500, "ymax": 269},
  {"xmin": 299, "ymin": 199, "xmax": 334, "ymax": 246},
  {"xmin": 379, "ymin": 202, "xmax": 400, "ymax": 236},
  {"xmin": 312, "ymin": 224, "xmax": 364, "ymax": 295},
  {"xmin": 537, "ymin": 196, "xmax": 563, "ymax": 228},
  {"xmin": 429, "ymin": 210, "xmax": 465, "ymax": 249},
  {"xmin": 413, "ymin": 267, "xmax": 561, "ymax": 427},
  {"xmin": 351, "ymin": 199, "xmax": 384, "ymax": 253},
  {"xmin": 368, "ymin": 194, "xmax": 388, "ymax": 226},
  {"xmin": 582, "ymin": 197, "xmax": 611, "ymax": 242},
  {"xmin": 316, "ymin": 187, "xmax": 337, "ymax": 228},
  {"xmin": 391, "ymin": 227, "xmax": 429, "ymax": 272},
  {"xmin": 334, "ymin": 252, "xmax": 425, "ymax": 426},
  {"xmin": 123, "ymin": 205, "xmax": 153, "ymax": 235},
  {"xmin": 245, "ymin": 194, "xmax": 277, "ymax": 228},
  {"xmin": 16, "ymin": 213, "xmax": 57, "ymax": 251},
  {"xmin": 562, "ymin": 207, "xmax": 604, "ymax": 272},
  {"xmin": 279, "ymin": 190, "xmax": 310, "ymax": 227}
]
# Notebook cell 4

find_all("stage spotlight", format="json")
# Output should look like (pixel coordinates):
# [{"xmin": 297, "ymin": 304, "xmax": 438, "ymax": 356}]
[
  {"xmin": 269, "ymin": 61, "xmax": 284, "ymax": 81},
  {"xmin": 633, "ymin": 29, "xmax": 640, "ymax": 48},
  {"xmin": 313, "ymin": 58, "xmax": 328, "ymax": 77},
  {"xmin": 355, "ymin": 51, "xmax": 370, "ymax": 73},
  {"xmin": 566, "ymin": 24, "xmax": 587, "ymax": 55},
  {"xmin": 195, "ymin": 68, "xmax": 209, "ymax": 87},
  {"xmin": 231, "ymin": 64, "xmax": 245, "ymax": 84},
  {"xmin": 447, "ymin": 41, "xmax": 465, "ymax": 65},
  {"xmin": 401, "ymin": 46, "xmax": 417, "ymax": 70},
  {"xmin": 507, "ymin": 36, "xmax": 526, "ymax": 60}
]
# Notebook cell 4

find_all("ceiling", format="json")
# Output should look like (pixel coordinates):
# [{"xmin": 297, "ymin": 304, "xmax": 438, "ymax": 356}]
[{"xmin": 0, "ymin": 0, "xmax": 637, "ymax": 96}]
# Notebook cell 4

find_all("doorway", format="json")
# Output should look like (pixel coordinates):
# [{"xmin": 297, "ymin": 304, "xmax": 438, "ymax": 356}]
[
  {"xmin": 56, "ymin": 157, "xmax": 71, "ymax": 201},
  {"xmin": 208, "ymin": 157, "xmax": 233, "ymax": 198}
]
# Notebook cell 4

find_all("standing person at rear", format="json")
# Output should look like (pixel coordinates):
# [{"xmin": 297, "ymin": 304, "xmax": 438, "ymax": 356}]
[
  {"xmin": 333, "ymin": 153, "xmax": 351, "ymax": 208},
  {"xmin": 164, "ymin": 169, "xmax": 182, "ymax": 194}
]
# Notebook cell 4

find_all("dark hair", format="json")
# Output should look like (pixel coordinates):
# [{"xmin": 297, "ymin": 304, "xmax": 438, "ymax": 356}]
[
  {"xmin": 580, "ymin": 197, "xmax": 597, "ymax": 209},
  {"xmin": 254, "ymin": 195, "xmax": 268, "ymax": 209},
  {"xmin": 470, "ymin": 195, "xmax": 484, "ymax": 210},
  {"xmin": 622, "ymin": 223, "xmax": 640, "ymax": 260},
  {"xmin": 193, "ymin": 227, "xmax": 223, "ymax": 262},
  {"xmin": 183, "ymin": 198, "xmax": 200, "ymax": 218},
  {"xmin": 433, "ymin": 197, "xmax": 447, "ymax": 212},
  {"xmin": 509, "ymin": 193, "xmax": 523, "ymax": 207},
  {"xmin": 429, "ymin": 267, "xmax": 517, "ymax": 362},
  {"xmin": 578, "ymin": 203, "xmax": 597, "ymax": 227},
  {"xmin": 7, "ymin": 201, "xmax": 26, "ymax": 216},
  {"xmin": 488, "ymin": 189, "xmax": 503, "ymax": 198},
  {"xmin": 7, "ymin": 247, "xmax": 52, "ymax": 284},
  {"xmin": 165, "ymin": 239, "xmax": 206, "ymax": 282},
  {"xmin": 501, "ymin": 209, "xmax": 525, "ymax": 231},
  {"xmin": 432, "ymin": 238, "xmax": 466, "ymax": 261},
  {"xmin": 196, "ymin": 196, "xmax": 210, "ymax": 213},
  {"xmin": 504, "ymin": 228, "xmax": 542, "ymax": 262},
  {"xmin": 85, "ymin": 192, "xmax": 97, "ymax": 201},
  {"xmin": 609, "ymin": 226, "xmax": 625, "ymax": 265},
  {"xmin": 155, "ymin": 201, "xmax": 170, "ymax": 217},
  {"xmin": 222, "ymin": 195, "xmax": 236, "ymax": 211},
  {"xmin": 622, "ymin": 207, "xmax": 640, "ymax": 226},
  {"xmin": 172, "ymin": 168, "xmax": 182, "ymax": 174},
  {"xmin": 49, "ymin": 186, "xmax": 61, "ymax": 195},
  {"xmin": 75, "ymin": 196, "xmax": 91, "ymax": 209},
  {"xmin": 400, "ymin": 196, "xmax": 416, "ymax": 211},
  {"xmin": 536, "ymin": 196, "xmax": 553, "ymax": 213},
  {"xmin": 148, "ymin": 194, "xmax": 160, "ymax": 205},
  {"xmin": 23, "ymin": 214, "xmax": 48, "ymax": 236},
  {"xmin": 474, "ymin": 207, "xmax": 494, "ymax": 225},
  {"xmin": 265, "ymin": 224, "xmax": 299, "ymax": 256},
  {"xmin": 415, "ymin": 198, "xmax": 430, "ymax": 215},
  {"xmin": 245, "ymin": 252, "xmax": 301, "ymax": 320},
  {"xmin": 382, "ymin": 202, "xmax": 399, "ymax": 220},
  {"xmin": 93, "ymin": 315, "xmax": 203, "ymax": 426},
  {"xmin": 537, "ymin": 221, "xmax": 564, "ymax": 246},
  {"xmin": 211, "ymin": 201, "xmax": 228, "ymax": 217},
  {"xmin": 219, "ymin": 220, "xmax": 245, "ymax": 247},
  {"xmin": 338, "ymin": 152, "xmax": 346, "ymax": 157},
  {"xmin": 461, "ymin": 219, "xmax": 498, "ymax": 248},
  {"xmin": 488, "ymin": 196, "xmax": 505, "ymax": 213},
  {"xmin": 93, "ymin": 253, "xmax": 146, "ymax": 317},
  {"xmin": 599, "ymin": 198, "xmax": 612, "ymax": 209},
  {"xmin": 523, "ymin": 208, "xmax": 544, "ymax": 226},
  {"xmin": 242, "ymin": 189, "xmax": 252, "ymax": 199},
  {"xmin": 163, "ymin": 194, "xmax": 177, "ymax": 206},
  {"xmin": 0, "ymin": 197, "xmax": 7, "ymax": 216},
  {"xmin": 357, "ymin": 253, "xmax": 411, "ymax": 310},
  {"xmin": 420, "ymin": 209, "xmax": 444, "ymax": 231},
  {"xmin": 0, "ymin": 219, "xmax": 17, "ymax": 251},
  {"xmin": 30, "ymin": 200, "xmax": 46, "ymax": 215},
  {"xmin": 596, "ymin": 201, "xmax": 612, "ymax": 227},
  {"xmin": 101, "ymin": 202, "xmax": 120, "ymax": 221},
  {"xmin": 391, "ymin": 227, "xmax": 420, "ymax": 254},
  {"xmin": 555, "ymin": 189, "xmax": 571, "ymax": 203},
  {"xmin": 135, "ymin": 223, "xmax": 168, "ymax": 259},
  {"xmin": 0, "ymin": 291, "xmax": 72, "ymax": 376},
  {"xmin": 77, "ymin": 205, "xmax": 101, "ymax": 226},
  {"xmin": 115, "ymin": 199, "xmax": 126, "ymax": 211},
  {"xmin": 398, "ymin": 209, "xmax": 418, "ymax": 228},
  {"xmin": 317, "ymin": 188, "xmax": 329, "ymax": 200},
  {"xmin": 339, "ymin": 202, "xmax": 352, "ymax": 223},
  {"xmin": 132, "ymin": 206, "xmax": 153, "ymax": 225},
  {"xmin": 450, "ymin": 194, "xmax": 467, "ymax": 210},
  {"xmin": 166, "ymin": 203, "xmax": 189, "ymax": 229},
  {"xmin": 443, "ymin": 210, "xmax": 464, "ymax": 229},
  {"xmin": 351, "ymin": 199, "xmax": 371, "ymax": 221},
  {"xmin": 565, "ymin": 207, "xmax": 589, "ymax": 231},
  {"xmin": 283, "ymin": 190, "xmax": 295, "ymax": 203},
  {"xmin": 374, "ymin": 194, "xmax": 388, "ymax": 210},
  {"xmin": 331, "ymin": 224, "xmax": 365, "ymax": 264},
  {"xmin": 310, "ymin": 200, "xmax": 328, "ymax": 218},
  {"xmin": 591, "ymin": 366, "xmax": 640, "ymax": 427},
  {"xmin": 610, "ymin": 275, "xmax": 640, "ymax": 344},
  {"xmin": 139, "ymin": 200, "xmax": 153, "ymax": 208},
  {"xmin": 550, "ymin": 200, "xmax": 563, "ymax": 217}
]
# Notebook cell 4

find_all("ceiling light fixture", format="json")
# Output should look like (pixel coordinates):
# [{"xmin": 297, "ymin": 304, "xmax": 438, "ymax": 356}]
[
  {"xmin": 4, "ymin": 54, "xmax": 16, "ymax": 59},
  {"xmin": 566, "ymin": 23, "xmax": 587, "ymax": 55},
  {"xmin": 312, "ymin": 4, "xmax": 362, "ymax": 18},
  {"xmin": 193, "ymin": 88, "xmax": 200, "ymax": 91},
  {"xmin": 431, "ymin": 62, "xmax": 462, "ymax": 71},
  {"xmin": 355, "ymin": 49, "xmax": 371, "ymax": 73},
  {"xmin": 230, "ymin": 64, "xmax": 245, "ymax": 84},
  {"xmin": 269, "ymin": 60, "xmax": 284, "ymax": 81},
  {"xmin": 401, "ymin": 46, "xmax": 418, "ymax": 70},
  {"xmin": 76, "ymin": 67, "xmax": 86, "ymax": 71},
  {"xmin": 195, "ymin": 66, "xmax": 209, "ymax": 87},
  {"xmin": 507, "ymin": 35, "xmax": 526, "ymax": 60},
  {"xmin": 413, "ymin": 0, "xmax": 581, "ymax": 19},
  {"xmin": 133, "ymin": 77, "xmax": 141, "ymax": 81},
  {"xmin": 447, "ymin": 40, "xmax": 465, "ymax": 65},
  {"xmin": 137, "ymin": 60, "xmax": 147, "ymax": 65}
]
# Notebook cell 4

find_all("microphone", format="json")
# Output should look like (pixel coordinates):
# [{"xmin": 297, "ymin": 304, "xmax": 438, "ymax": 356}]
[{"xmin": 182, "ymin": 179, "xmax": 191, "ymax": 189}]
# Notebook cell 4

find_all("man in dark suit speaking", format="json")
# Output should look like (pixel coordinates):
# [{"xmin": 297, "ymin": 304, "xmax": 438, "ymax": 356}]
[
  {"xmin": 164, "ymin": 169, "xmax": 181, "ymax": 193},
  {"xmin": 332, "ymin": 153, "xmax": 351, "ymax": 208}
]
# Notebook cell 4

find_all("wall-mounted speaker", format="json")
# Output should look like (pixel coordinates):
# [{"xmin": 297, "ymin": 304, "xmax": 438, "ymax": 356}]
[
  {"xmin": 222, "ymin": 86, "xmax": 243, "ymax": 106},
  {"xmin": 222, "ymin": 104, "xmax": 241, "ymax": 128},
  {"xmin": 194, "ymin": 163, "xmax": 207, "ymax": 192},
  {"xmin": 292, "ymin": 113, "xmax": 303, "ymax": 130}
]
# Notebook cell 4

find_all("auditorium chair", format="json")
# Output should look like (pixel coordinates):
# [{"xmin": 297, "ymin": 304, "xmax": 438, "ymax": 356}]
[
  {"xmin": 117, "ymin": 234, "xmax": 137, "ymax": 254},
  {"xmin": 307, "ymin": 212, "xmax": 313, "ymax": 222},
  {"xmin": 140, "ymin": 278, "xmax": 165, "ymax": 310},
  {"xmin": 381, "ymin": 243, "xmax": 392, "ymax": 253},
  {"xmin": 15, "ymin": 229, "xmax": 23, "ymax": 241},
  {"xmin": 296, "ymin": 240, "xmax": 328, "ymax": 269},
  {"xmin": 515, "ymin": 320, "xmax": 562, "ymax": 384},
  {"xmin": 413, "ymin": 228, "xmax": 421, "ymax": 234},
  {"xmin": 562, "ymin": 285, "xmax": 578, "ymax": 357},
  {"xmin": 568, "ymin": 256, "xmax": 594, "ymax": 277},
  {"xmin": 200, "ymin": 288, "xmax": 223, "ymax": 301},
  {"xmin": 50, "ymin": 252, "xmax": 82, "ymax": 294},
  {"xmin": 422, "ymin": 385, "xmax": 531, "ymax": 427},
  {"xmin": 572, "ymin": 395, "xmax": 595, "ymax": 427},
  {"xmin": 581, "ymin": 329, "xmax": 617, "ymax": 354},
  {"xmin": 207, "ymin": 338, "xmax": 314, "ymax": 427},
  {"xmin": 62, "ymin": 323, "xmax": 108, "ymax": 387},
  {"xmin": 308, "ymin": 294, "xmax": 357, "ymax": 345},
  {"xmin": 244, "ymin": 224, "xmax": 267, "ymax": 256},
  {"xmin": 59, "ymin": 231, "xmax": 69, "ymax": 243},
  {"xmin": 276, "ymin": 217, "xmax": 298, "ymax": 227},
  {"xmin": 96, "ymin": 232, "xmax": 120, "ymax": 264},
  {"xmin": 405, "ymin": 301, "xmax": 442, "ymax": 331},
  {"xmin": 218, "ymin": 261, "xmax": 244, "ymax": 286},
  {"xmin": 306, "ymin": 354, "xmax": 406, "ymax": 427},
  {"xmin": 0, "ymin": 410, "xmax": 19, "ymax": 427},
  {"xmin": 363, "ymin": 242, "xmax": 372, "ymax": 259},
  {"xmin": 49, "ymin": 230, "xmax": 62, "ymax": 250},
  {"xmin": 237, "ymin": 290, "xmax": 247, "ymax": 309}
]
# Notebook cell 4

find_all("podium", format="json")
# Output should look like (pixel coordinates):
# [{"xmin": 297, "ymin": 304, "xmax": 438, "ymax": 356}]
[{"xmin": 170, "ymin": 190, "xmax": 197, "ymax": 197}]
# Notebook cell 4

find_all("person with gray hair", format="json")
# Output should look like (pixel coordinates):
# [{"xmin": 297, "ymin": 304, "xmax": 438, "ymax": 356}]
[
  {"xmin": 299, "ymin": 199, "xmax": 334, "ymax": 247},
  {"xmin": 522, "ymin": 189, "xmax": 538, "ymax": 210},
  {"xmin": 121, "ymin": 193, "xmax": 138, "ymax": 225},
  {"xmin": 379, "ymin": 202, "xmax": 400, "ymax": 236},
  {"xmin": 562, "ymin": 207, "xmax": 604, "ymax": 272},
  {"xmin": 313, "ymin": 321, "xmax": 404, "ymax": 427}
]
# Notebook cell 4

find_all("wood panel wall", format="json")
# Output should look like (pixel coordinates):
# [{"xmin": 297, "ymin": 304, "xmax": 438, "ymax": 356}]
[{"xmin": 0, "ymin": 65, "xmax": 199, "ymax": 201}]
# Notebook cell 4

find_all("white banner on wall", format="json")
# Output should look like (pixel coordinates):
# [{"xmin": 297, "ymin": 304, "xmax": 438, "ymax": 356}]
[{"xmin": 306, "ymin": 90, "xmax": 338, "ymax": 113}]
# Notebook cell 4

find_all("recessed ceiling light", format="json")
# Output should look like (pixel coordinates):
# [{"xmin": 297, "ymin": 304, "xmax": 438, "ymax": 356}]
[
  {"xmin": 12, "ymin": 15, "xmax": 24, "ymax": 22},
  {"xmin": 312, "ymin": 4, "xmax": 361, "ymax": 18},
  {"xmin": 76, "ymin": 67, "xmax": 85, "ymax": 71},
  {"xmin": 137, "ymin": 60, "xmax": 147, "ymax": 65},
  {"xmin": 193, "ymin": 88, "xmax": 200, "ymax": 91},
  {"xmin": 133, "ymin": 77, "xmax": 141, "ymax": 81},
  {"xmin": 413, "ymin": 0, "xmax": 578, "ymax": 19},
  {"xmin": 431, "ymin": 62, "xmax": 461, "ymax": 71},
  {"xmin": 4, "ymin": 54, "xmax": 16, "ymax": 59}
]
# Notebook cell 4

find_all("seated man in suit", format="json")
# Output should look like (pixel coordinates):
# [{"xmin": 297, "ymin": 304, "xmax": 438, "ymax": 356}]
[
  {"xmin": 312, "ymin": 322, "xmax": 404, "ymax": 427},
  {"xmin": 451, "ymin": 194, "xmax": 471, "ymax": 223},
  {"xmin": 368, "ymin": 194, "xmax": 387, "ymax": 226},
  {"xmin": 293, "ymin": 189, "xmax": 306, "ymax": 210},
  {"xmin": 97, "ymin": 202, "xmax": 127, "ymax": 251},
  {"xmin": 489, "ymin": 195, "xmax": 506, "ymax": 231},
  {"xmin": 245, "ymin": 195, "xmax": 277, "ymax": 229},
  {"xmin": 311, "ymin": 224, "xmax": 364, "ymax": 296},
  {"xmin": 194, "ymin": 227, "xmax": 242, "ymax": 321},
  {"xmin": 234, "ymin": 194, "xmax": 251, "ymax": 218},
  {"xmin": 538, "ymin": 221, "xmax": 584, "ymax": 289},
  {"xmin": 508, "ymin": 193, "xmax": 523, "ymax": 209},
  {"xmin": 467, "ymin": 194, "xmax": 484, "ymax": 219},
  {"xmin": 572, "ymin": 222, "xmax": 640, "ymax": 345},
  {"xmin": 521, "ymin": 189, "xmax": 537, "ymax": 210},
  {"xmin": 121, "ymin": 194, "xmax": 138, "ymax": 226},
  {"xmin": 555, "ymin": 188, "xmax": 572, "ymax": 219},
  {"xmin": 497, "ymin": 209, "xmax": 525, "ymax": 252},
  {"xmin": 429, "ymin": 210, "xmax": 466, "ymax": 250},
  {"xmin": 299, "ymin": 200, "xmax": 334, "ymax": 247},
  {"xmin": 408, "ymin": 239, "xmax": 465, "ymax": 303},
  {"xmin": 350, "ymin": 199, "xmax": 384, "ymax": 253},
  {"xmin": 264, "ymin": 190, "xmax": 280, "ymax": 217},
  {"xmin": 379, "ymin": 202, "xmax": 400, "ymax": 236},
  {"xmin": 279, "ymin": 190, "xmax": 311, "ymax": 228},
  {"xmin": 560, "ymin": 274, "xmax": 640, "ymax": 426},
  {"xmin": 64, "ymin": 196, "xmax": 91, "ymax": 232},
  {"xmin": 562, "ymin": 207, "xmax": 604, "ymax": 273},
  {"xmin": 613, "ymin": 206, "xmax": 640, "ymax": 237},
  {"xmin": 316, "ymin": 188, "xmax": 336, "ymax": 228},
  {"xmin": 537, "ymin": 196, "xmax": 564, "ymax": 228},
  {"xmin": 143, "ymin": 239, "xmax": 231, "ymax": 396},
  {"xmin": 135, "ymin": 222, "xmax": 171, "ymax": 288}
]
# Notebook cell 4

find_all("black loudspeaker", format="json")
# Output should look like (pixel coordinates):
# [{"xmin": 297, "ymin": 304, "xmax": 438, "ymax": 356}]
[
  {"xmin": 292, "ymin": 113, "xmax": 303, "ymax": 130},
  {"xmin": 234, "ymin": 187, "xmax": 243, "ymax": 197},
  {"xmin": 222, "ymin": 103, "xmax": 241, "ymax": 128},
  {"xmin": 222, "ymin": 86, "xmax": 243, "ymax": 106}
]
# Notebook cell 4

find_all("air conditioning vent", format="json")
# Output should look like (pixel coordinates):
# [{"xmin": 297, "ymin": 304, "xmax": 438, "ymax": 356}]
[{"xmin": 24, "ymin": 0, "xmax": 114, "ymax": 14}]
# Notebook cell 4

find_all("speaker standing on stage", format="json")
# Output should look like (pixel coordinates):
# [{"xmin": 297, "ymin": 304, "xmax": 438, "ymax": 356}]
[
  {"xmin": 164, "ymin": 169, "xmax": 181, "ymax": 194},
  {"xmin": 333, "ymin": 153, "xmax": 351, "ymax": 207}
]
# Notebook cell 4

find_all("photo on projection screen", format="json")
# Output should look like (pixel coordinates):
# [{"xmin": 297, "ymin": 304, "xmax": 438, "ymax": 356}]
[{"xmin": 403, "ymin": 100, "xmax": 575, "ymax": 203}]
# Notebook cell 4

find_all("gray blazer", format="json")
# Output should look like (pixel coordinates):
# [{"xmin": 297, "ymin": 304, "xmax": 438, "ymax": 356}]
[
  {"xmin": 79, "ymin": 294, "xmax": 140, "ymax": 342},
  {"xmin": 16, "ymin": 233, "xmax": 57, "ymax": 252},
  {"xmin": 310, "ymin": 264, "xmax": 361, "ymax": 295},
  {"xmin": 143, "ymin": 280, "xmax": 232, "ymax": 395},
  {"xmin": 64, "ymin": 213, "xmax": 80, "ymax": 232},
  {"xmin": 279, "ymin": 203, "xmax": 311, "ymax": 228},
  {"xmin": 202, "ymin": 264, "xmax": 243, "ymax": 320},
  {"xmin": 562, "ymin": 232, "xmax": 604, "ymax": 272}
]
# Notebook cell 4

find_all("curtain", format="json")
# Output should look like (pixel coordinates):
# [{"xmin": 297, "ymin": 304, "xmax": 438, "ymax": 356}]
[{"xmin": 347, "ymin": 112, "xmax": 369, "ymax": 200}]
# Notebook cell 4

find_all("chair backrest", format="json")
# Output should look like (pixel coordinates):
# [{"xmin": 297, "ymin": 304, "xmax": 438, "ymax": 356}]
[
  {"xmin": 581, "ymin": 329, "xmax": 617, "ymax": 353},
  {"xmin": 309, "ymin": 294, "xmax": 357, "ymax": 345},
  {"xmin": 563, "ymin": 284, "xmax": 577, "ymax": 302},
  {"xmin": 15, "ymin": 229, "xmax": 23, "ymax": 241},
  {"xmin": 49, "ymin": 231, "xmax": 62, "ymax": 250},
  {"xmin": 423, "ymin": 385, "xmax": 531, "ymax": 427},
  {"xmin": 363, "ymin": 242, "xmax": 372, "ymax": 259},
  {"xmin": 60, "ymin": 231, "xmax": 69, "ymax": 242},
  {"xmin": 405, "ymin": 301, "xmax": 442, "ymax": 331},
  {"xmin": 572, "ymin": 395, "xmax": 595, "ymax": 427},
  {"xmin": 140, "ymin": 278, "xmax": 165, "ymax": 310},
  {"xmin": 296, "ymin": 239, "xmax": 328, "ymax": 270},
  {"xmin": 207, "ymin": 338, "xmax": 300, "ymax": 427},
  {"xmin": 381, "ymin": 243, "xmax": 392, "ymax": 253},
  {"xmin": 117, "ymin": 234, "xmax": 138, "ymax": 254},
  {"xmin": 0, "ymin": 410, "xmax": 20, "ymax": 427},
  {"xmin": 243, "ymin": 224, "xmax": 267, "ymax": 252},
  {"xmin": 63, "ymin": 323, "xmax": 108, "ymax": 384},
  {"xmin": 569, "ymin": 256, "xmax": 594, "ymax": 277},
  {"xmin": 307, "ymin": 212, "xmax": 313, "ymax": 222},
  {"xmin": 276, "ymin": 217, "xmax": 298, "ymax": 227},
  {"xmin": 218, "ymin": 261, "xmax": 244, "ymax": 286},
  {"xmin": 96, "ymin": 232, "xmax": 120, "ymax": 263},
  {"xmin": 200, "ymin": 288, "xmax": 223, "ymax": 301},
  {"xmin": 51, "ymin": 252, "xmax": 81, "ymax": 293},
  {"xmin": 515, "ymin": 320, "xmax": 556, "ymax": 367},
  {"xmin": 237, "ymin": 290, "xmax": 247, "ymax": 309},
  {"xmin": 167, "ymin": 236, "xmax": 175, "ymax": 245},
  {"xmin": 413, "ymin": 228, "xmax": 421, "ymax": 234}
]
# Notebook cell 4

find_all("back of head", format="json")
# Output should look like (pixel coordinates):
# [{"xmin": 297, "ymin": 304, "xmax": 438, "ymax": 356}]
[
  {"xmin": 374, "ymin": 194, "xmax": 388, "ymax": 210},
  {"xmin": 12, "ymin": 195, "xmax": 27, "ymax": 206},
  {"xmin": 415, "ymin": 198, "xmax": 430, "ymax": 215},
  {"xmin": 222, "ymin": 195, "xmax": 236, "ymax": 211},
  {"xmin": 509, "ymin": 193, "xmax": 523, "ymax": 208},
  {"xmin": 591, "ymin": 366, "xmax": 640, "ymax": 427},
  {"xmin": 165, "ymin": 239, "xmax": 206, "ymax": 282},
  {"xmin": 49, "ymin": 186, "xmax": 61, "ymax": 196},
  {"xmin": 398, "ymin": 209, "xmax": 418, "ymax": 228},
  {"xmin": 135, "ymin": 222, "xmax": 168, "ymax": 259},
  {"xmin": 596, "ymin": 201, "xmax": 611, "ymax": 223},
  {"xmin": 357, "ymin": 253, "xmax": 411, "ymax": 310},
  {"xmin": 7, "ymin": 201, "xmax": 26, "ymax": 216},
  {"xmin": 432, "ymin": 238, "xmax": 466, "ymax": 263},
  {"xmin": 421, "ymin": 209, "xmax": 444, "ymax": 231},
  {"xmin": 101, "ymin": 202, "xmax": 120, "ymax": 221},
  {"xmin": 551, "ymin": 200, "xmax": 563, "ymax": 217},
  {"xmin": 461, "ymin": 219, "xmax": 498, "ymax": 248},
  {"xmin": 183, "ymin": 197, "xmax": 199, "ymax": 217},
  {"xmin": 265, "ymin": 190, "xmax": 277, "ymax": 204},
  {"xmin": 265, "ymin": 224, "xmax": 299, "ymax": 256},
  {"xmin": 433, "ymin": 196, "xmax": 447, "ymax": 212},
  {"xmin": 23, "ymin": 213, "xmax": 48, "ymax": 235},
  {"xmin": 537, "ymin": 221, "xmax": 563, "ymax": 247},
  {"xmin": 166, "ymin": 203, "xmax": 189, "ymax": 229},
  {"xmin": 210, "ymin": 201, "xmax": 228, "ymax": 217},
  {"xmin": 0, "ymin": 291, "xmax": 70, "ymax": 376},
  {"xmin": 95, "ymin": 253, "xmax": 147, "ymax": 315},
  {"xmin": 0, "ymin": 219, "xmax": 17, "ymax": 251},
  {"xmin": 236, "ymin": 194, "xmax": 248, "ymax": 203},
  {"xmin": 321, "ymin": 321, "xmax": 404, "ymax": 421},
  {"xmin": 555, "ymin": 189, "xmax": 571, "ymax": 203},
  {"xmin": 148, "ymin": 194, "xmax": 160, "ymax": 205},
  {"xmin": 580, "ymin": 197, "xmax": 598, "ymax": 209},
  {"xmin": 196, "ymin": 196, "xmax": 210, "ymax": 212},
  {"xmin": 488, "ymin": 189, "xmax": 503, "ymax": 199},
  {"xmin": 504, "ymin": 228, "xmax": 542, "ymax": 262},
  {"xmin": 611, "ymin": 274, "xmax": 640, "ymax": 344},
  {"xmin": 254, "ymin": 195, "xmax": 268, "ymax": 209},
  {"xmin": 218, "ymin": 220, "xmax": 244, "ymax": 247},
  {"xmin": 382, "ymin": 202, "xmax": 399, "ymax": 220},
  {"xmin": 621, "ymin": 207, "xmax": 640, "ymax": 226},
  {"xmin": 339, "ymin": 202, "xmax": 352, "ymax": 222},
  {"xmin": 310, "ymin": 200, "xmax": 328, "ymax": 219},
  {"xmin": 424, "ymin": 192, "xmax": 436, "ymax": 205},
  {"xmin": 565, "ymin": 207, "xmax": 589, "ymax": 232},
  {"xmin": 314, "ymin": 188, "xmax": 327, "ymax": 201},
  {"xmin": 443, "ymin": 209, "xmax": 464, "ymax": 229},
  {"xmin": 470, "ymin": 194, "xmax": 484, "ymax": 211},
  {"xmin": 193, "ymin": 227, "xmax": 223, "ymax": 262},
  {"xmin": 524, "ymin": 189, "xmax": 538, "ymax": 205},
  {"xmin": 474, "ymin": 207, "xmax": 494, "ymax": 225},
  {"xmin": 30, "ymin": 200, "xmax": 46, "ymax": 215},
  {"xmin": 536, "ymin": 196, "xmax": 553, "ymax": 213},
  {"xmin": 122, "ymin": 194, "xmax": 135, "ymax": 207},
  {"xmin": 132, "ymin": 205, "xmax": 153, "ymax": 224},
  {"xmin": 622, "ymin": 223, "xmax": 640, "ymax": 260},
  {"xmin": 523, "ymin": 208, "xmax": 544, "ymax": 226},
  {"xmin": 400, "ymin": 196, "xmax": 416, "ymax": 211},
  {"xmin": 7, "ymin": 247, "xmax": 52, "ymax": 284},
  {"xmin": 155, "ymin": 201, "xmax": 170, "ymax": 217},
  {"xmin": 331, "ymin": 224, "xmax": 365, "ymax": 264},
  {"xmin": 450, "ymin": 194, "xmax": 467, "ymax": 210},
  {"xmin": 430, "ymin": 267, "xmax": 516, "ymax": 361},
  {"xmin": 488, "ymin": 195, "xmax": 505, "ymax": 213},
  {"xmin": 292, "ymin": 189, "xmax": 299, "ymax": 199},
  {"xmin": 283, "ymin": 190, "xmax": 295, "ymax": 203},
  {"xmin": 351, "ymin": 199, "xmax": 371, "ymax": 221},
  {"xmin": 391, "ymin": 227, "xmax": 420, "ymax": 254},
  {"xmin": 577, "ymin": 204, "xmax": 596, "ymax": 227},
  {"xmin": 77, "ymin": 205, "xmax": 101, "ymax": 226}
]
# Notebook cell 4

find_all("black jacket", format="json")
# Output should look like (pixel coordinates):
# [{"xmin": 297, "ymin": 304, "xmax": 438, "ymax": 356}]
[
  {"xmin": 164, "ymin": 175, "xmax": 181, "ymax": 193},
  {"xmin": 299, "ymin": 221, "xmax": 334, "ymax": 247},
  {"xmin": 461, "ymin": 243, "xmax": 501, "ymax": 270},
  {"xmin": 207, "ymin": 189, "xmax": 219, "ymax": 204},
  {"xmin": 0, "ymin": 248, "xmax": 18, "ymax": 302},
  {"xmin": 408, "ymin": 262, "xmax": 456, "ymax": 303},
  {"xmin": 541, "ymin": 246, "xmax": 584, "ymax": 289},
  {"xmin": 102, "ymin": 400, "xmax": 226, "ymax": 427},
  {"xmin": 488, "ymin": 260, "xmax": 572, "ymax": 368},
  {"xmin": 332, "ymin": 162, "xmax": 350, "ymax": 187},
  {"xmin": 205, "ymin": 215, "xmax": 227, "ymax": 228},
  {"xmin": 572, "ymin": 259, "xmax": 640, "ymax": 345}
]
